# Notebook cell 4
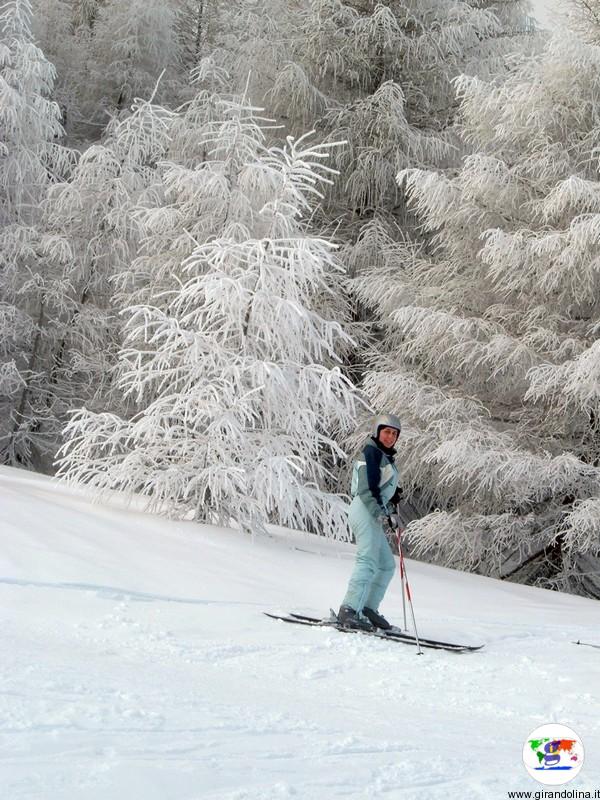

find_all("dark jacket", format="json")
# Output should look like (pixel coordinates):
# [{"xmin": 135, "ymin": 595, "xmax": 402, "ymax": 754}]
[{"xmin": 350, "ymin": 436, "xmax": 400, "ymax": 519}]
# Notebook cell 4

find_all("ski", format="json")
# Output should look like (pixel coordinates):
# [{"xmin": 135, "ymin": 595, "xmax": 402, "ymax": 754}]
[
  {"xmin": 264, "ymin": 612, "xmax": 483, "ymax": 653},
  {"xmin": 573, "ymin": 640, "xmax": 600, "ymax": 650},
  {"xmin": 288, "ymin": 612, "xmax": 484, "ymax": 651}
]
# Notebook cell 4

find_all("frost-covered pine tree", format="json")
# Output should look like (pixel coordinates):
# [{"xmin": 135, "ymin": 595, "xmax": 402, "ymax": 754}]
[
  {"xmin": 1, "ymin": 0, "xmax": 175, "ymax": 467},
  {"xmin": 170, "ymin": 0, "xmax": 288, "ymax": 103},
  {"xmin": 176, "ymin": 0, "xmax": 223, "ymax": 74},
  {"xmin": 561, "ymin": 0, "xmax": 600, "ymax": 43},
  {"xmin": 32, "ymin": 94, "xmax": 176, "ymax": 462},
  {"xmin": 32, "ymin": 0, "xmax": 187, "ymax": 141},
  {"xmin": 87, "ymin": 0, "xmax": 184, "ymax": 115},
  {"xmin": 255, "ymin": 0, "xmax": 538, "ymax": 435},
  {"xmin": 357, "ymin": 33, "xmax": 600, "ymax": 597},
  {"xmin": 0, "ymin": 0, "xmax": 70, "ymax": 222},
  {"xmin": 0, "ymin": 0, "xmax": 74, "ymax": 466},
  {"xmin": 267, "ymin": 0, "xmax": 535, "ymax": 222},
  {"xmin": 59, "ymin": 93, "xmax": 361, "ymax": 536},
  {"xmin": 109, "ymin": 61, "xmax": 233, "ymax": 311},
  {"xmin": 30, "ymin": 0, "xmax": 86, "ymax": 137},
  {"xmin": 72, "ymin": 0, "xmax": 103, "ymax": 29}
]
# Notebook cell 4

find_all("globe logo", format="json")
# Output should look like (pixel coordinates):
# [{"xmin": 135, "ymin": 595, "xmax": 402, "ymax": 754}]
[{"xmin": 523, "ymin": 724, "xmax": 584, "ymax": 786}]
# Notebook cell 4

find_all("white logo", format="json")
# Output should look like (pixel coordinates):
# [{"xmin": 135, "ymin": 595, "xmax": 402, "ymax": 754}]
[{"xmin": 523, "ymin": 724, "xmax": 584, "ymax": 785}]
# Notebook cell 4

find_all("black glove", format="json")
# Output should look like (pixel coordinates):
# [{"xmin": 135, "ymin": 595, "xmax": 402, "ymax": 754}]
[
  {"xmin": 379, "ymin": 513, "xmax": 400, "ymax": 535},
  {"xmin": 387, "ymin": 513, "xmax": 401, "ymax": 531},
  {"xmin": 390, "ymin": 487, "xmax": 404, "ymax": 505}
]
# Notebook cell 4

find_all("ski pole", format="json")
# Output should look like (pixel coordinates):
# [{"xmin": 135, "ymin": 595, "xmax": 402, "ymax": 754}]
[
  {"xmin": 393, "ymin": 504, "xmax": 407, "ymax": 631},
  {"xmin": 396, "ymin": 525, "xmax": 423, "ymax": 655},
  {"xmin": 399, "ymin": 536, "xmax": 408, "ymax": 632}
]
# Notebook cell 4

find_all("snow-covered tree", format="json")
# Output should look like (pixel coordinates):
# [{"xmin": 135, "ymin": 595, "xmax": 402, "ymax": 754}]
[
  {"xmin": 59, "ymin": 93, "xmax": 361, "ymax": 535},
  {"xmin": 267, "ymin": 0, "xmax": 535, "ymax": 220},
  {"xmin": 31, "ymin": 0, "xmax": 186, "ymax": 141},
  {"xmin": 72, "ymin": 0, "xmax": 104, "ymax": 29},
  {"xmin": 177, "ymin": 0, "xmax": 222, "ymax": 73},
  {"xmin": 357, "ymin": 33, "xmax": 600, "ymax": 597},
  {"xmin": 1, "ymin": 0, "xmax": 175, "ymax": 467},
  {"xmin": 30, "ymin": 0, "xmax": 100, "ymax": 141},
  {"xmin": 0, "ymin": 0, "xmax": 71, "ymax": 223},
  {"xmin": 108, "ymin": 61, "xmax": 233, "ymax": 311},
  {"xmin": 247, "ymin": 1, "xmax": 539, "ymax": 446},
  {"xmin": 85, "ymin": 0, "xmax": 183, "ymax": 117},
  {"xmin": 31, "ymin": 95, "xmax": 176, "ymax": 462},
  {"xmin": 0, "ymin": 0, "xmax": 74, "ymax": 466},
  {"xmin": 561, "ymin": 0, "xmax": 600, "ymax": 43}
]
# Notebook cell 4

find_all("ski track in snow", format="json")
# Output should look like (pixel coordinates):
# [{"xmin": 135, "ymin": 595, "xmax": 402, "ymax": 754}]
[{"xmin": 1, "ymin": 466, "xmax": 599, "ymax": 799}]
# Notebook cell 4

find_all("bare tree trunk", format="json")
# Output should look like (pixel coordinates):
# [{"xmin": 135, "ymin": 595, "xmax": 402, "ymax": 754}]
[
  {"xmin": 11, "ymin": 302, "xmax": 45, "ymax": 446},
  {"xmin": 195, "ymin": 0, "xmax": 206, "ymax": 62}
]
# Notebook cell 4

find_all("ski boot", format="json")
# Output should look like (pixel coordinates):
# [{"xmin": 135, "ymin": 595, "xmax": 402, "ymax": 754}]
[
  {"xmin": 362, "ymin": 607, "xmax": 392, "ymax": 630},
  {"xmin": 337, "ymin": 605, "xmax": 374, "ymax": 631}
]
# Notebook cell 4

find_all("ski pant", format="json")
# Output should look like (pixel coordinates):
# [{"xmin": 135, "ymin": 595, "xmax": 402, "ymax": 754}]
[{"xmin": 342, "ymin": 496, "xmax": 396, "ymax": 613}]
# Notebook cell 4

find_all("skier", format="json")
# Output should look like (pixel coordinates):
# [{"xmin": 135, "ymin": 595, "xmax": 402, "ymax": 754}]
[{"xmin": 338, "ymin": 414, "xmax": 403, "ymax": 631}]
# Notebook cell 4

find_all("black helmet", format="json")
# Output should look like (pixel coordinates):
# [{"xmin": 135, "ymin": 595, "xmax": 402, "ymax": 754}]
[{"xmin": 372, "ymin": 413, "xmax": 402, "ymax": 438}]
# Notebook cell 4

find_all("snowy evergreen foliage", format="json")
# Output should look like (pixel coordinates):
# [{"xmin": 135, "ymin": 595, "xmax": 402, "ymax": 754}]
[
  {"xmin": 0, "ymin": 4, "xmax": 173, "ymax": 468},
  {"xmin": 89, "ymin": 0, "xmax": 183, "ymax": 114},
  {"xmin": 0, "ymin": 0, "xmax": 75, "ymax": 466},
  {"xmin": 0, "ymin": 0, "xmax": 70, "ymax": 223},
  {"xmin": 258, "ymin": 0, "xmax": 538, "ymax": 452},
  {"xmin": 29, "ymin": 0, "xmax": 94, "ymax": 139},
  {"xmin": 29, "ymin": 96, "xmax": 176, "ymax": 465},
  {"xmin": 357, "ymin": 34, "xmax": 600, "ymax": 597},
  {"xmin": 177, "ymin": 0, "xmax": 223, "ymax": 74},
  {"xmin": 59, "ymin": 93, "xmax": 361, "ymax": 535},
  {"xmin": 561, "ymin": 0, "xmax": 600, "ymax": 43},
  {"xmin": 267, "ymin": 0, "xmax": 535, "ymax": 221},
  {"xmin": 32, "ymin": 0, "xmax": 187, "ymax": 140}
]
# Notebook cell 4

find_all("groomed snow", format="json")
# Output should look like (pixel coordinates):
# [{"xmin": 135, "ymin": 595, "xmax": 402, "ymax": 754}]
[{"xmin": 1, "ymin": 465, "xmax": 599, "ymax": 799}]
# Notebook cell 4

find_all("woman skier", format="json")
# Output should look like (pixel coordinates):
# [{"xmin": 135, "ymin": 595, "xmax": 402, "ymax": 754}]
[{"xmin": 338, "ymin": 414, "xmax": 402, "ymax": 631}]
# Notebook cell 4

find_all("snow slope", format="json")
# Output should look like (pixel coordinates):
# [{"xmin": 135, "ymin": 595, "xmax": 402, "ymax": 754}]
[{"xmin": 1, "ymin": 465, "xmax": 599, "ymax": 800}]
